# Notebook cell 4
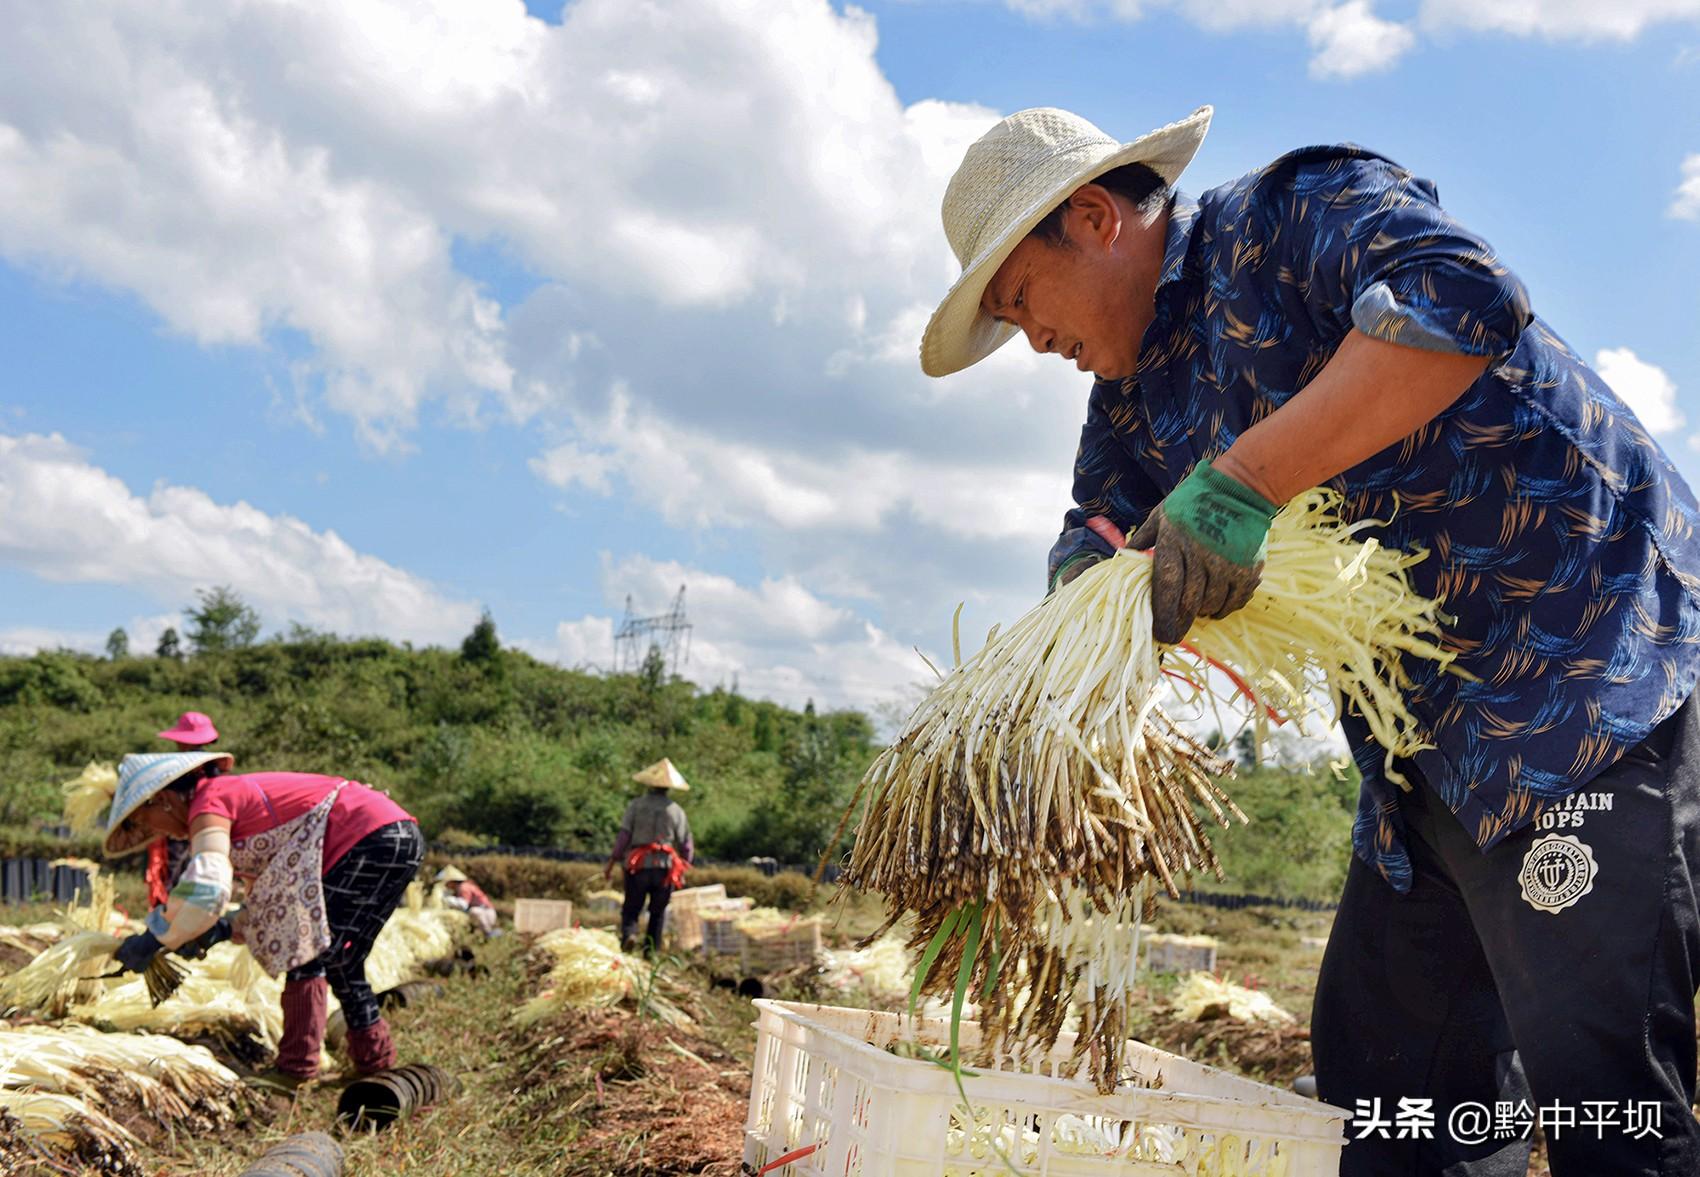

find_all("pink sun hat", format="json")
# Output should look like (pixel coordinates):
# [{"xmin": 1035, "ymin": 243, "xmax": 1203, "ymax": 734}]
[{"xmin": 158, "ymin": 711, "xmax": 219, "ymax": 746}]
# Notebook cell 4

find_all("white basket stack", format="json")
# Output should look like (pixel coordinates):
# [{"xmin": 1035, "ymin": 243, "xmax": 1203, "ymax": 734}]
[
  {"xmin": 705, "ymin": 914, "xmax": 823, "ymax": 974},
  {"xmin": 742, "ymin": 1000, "xmax": 1345, "ymax": 1176},
  {"xmin": 669, "ymin": 887, "xmax": 745, "ymax": 951}
]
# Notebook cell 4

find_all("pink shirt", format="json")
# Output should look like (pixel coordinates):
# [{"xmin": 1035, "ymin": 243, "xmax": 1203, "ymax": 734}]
[
  {"xmin": 454, "ymin": 881, "xmax": 492, "ymax": 910},
  {"xmin": 190, "ymin": 772, "xmax": 415, "ymax": 874}
]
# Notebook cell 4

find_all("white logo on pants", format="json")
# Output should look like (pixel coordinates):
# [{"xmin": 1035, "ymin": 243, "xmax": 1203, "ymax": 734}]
[{"xmin": 1518, "ymin": 834, "xmax": 1598, "ymax": 913}]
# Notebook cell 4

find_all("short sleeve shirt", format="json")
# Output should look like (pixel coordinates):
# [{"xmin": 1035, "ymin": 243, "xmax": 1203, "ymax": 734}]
[
  {"xmin": 1052, "ymin": 146, "xmax": 1700, "ymax": 890},
  {"xmin": 190, "ymin": 771, "xmax": 415, "ymax": 874}
]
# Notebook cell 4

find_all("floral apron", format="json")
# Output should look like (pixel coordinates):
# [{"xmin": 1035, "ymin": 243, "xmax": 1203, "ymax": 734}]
[{"xmin": 229, "ymin": 779, "xmax": 346, "ymax": 977}]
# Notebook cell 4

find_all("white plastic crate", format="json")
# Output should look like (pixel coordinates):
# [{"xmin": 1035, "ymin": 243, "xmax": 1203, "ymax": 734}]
[
  {"xmin": 512, "ymin": 898, "xmax": 574, "ymax": 934},
  {"xmin": 742, "ymin": 1000, "xmax": 1345, "ymax": 1176},
  {"xmin": 1142, "ymin": 934, "xmax": 1218, "ymax": 975},
  {"xmin": 672, "ymin": 883, "xmax": 730, "ymax": 909},
  {"xmin": 673, "ymin": 895, "xmax": 754, "ymax": 952},
  {"xmin": 716, "ymin": 917, "xmax": 823, "ymax": 973}
]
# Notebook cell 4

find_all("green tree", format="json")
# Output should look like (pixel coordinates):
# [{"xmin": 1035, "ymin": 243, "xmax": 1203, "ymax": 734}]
[
  {"xmin": 639, "ymin": 645, "xmax": 666, "ymax": 694},
  {"xmin": 185, "ymin": 586, "xmax": 261, "ymax": 653},
  {"xmin": 460, "ymin": 609, "xmax": 501, "ymax": 663},
  {"xmin": 156, "ymin": 627, "xmax": 182, "ymax": 660},
  {"xmin": 752, "ymin": 706, "xmax": 776, "ymax": 752},
  {"xmin": 104, "ymin": 627, "xmax": 129, "ymax": 660}
]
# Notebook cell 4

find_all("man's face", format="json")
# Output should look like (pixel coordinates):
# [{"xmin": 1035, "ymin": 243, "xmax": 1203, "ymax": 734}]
[{"xmin": 980, "ymin": 184, "xmax": 1162, "ymax": 382}]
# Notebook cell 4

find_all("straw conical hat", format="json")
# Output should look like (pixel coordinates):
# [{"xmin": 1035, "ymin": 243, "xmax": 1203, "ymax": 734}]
[
  {"xmin": 632, "ymin": 758, "xmax": 690, "ymax": 791},
  {"xmin": 103, "ymin": 751, "xmax": 234, "ymax": 857}
]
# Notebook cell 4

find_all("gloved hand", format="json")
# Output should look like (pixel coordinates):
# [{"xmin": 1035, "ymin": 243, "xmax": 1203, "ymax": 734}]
[
  {"xmin": 1130, "ymin": 460, "xmax": 1280, "ymax": 645},
  {"xmin": 1046, "ymin": 524, "xmax": 1121, "ymax": 595},
  {"xmin": 173, "ymin": 917, "xmax": 234, "ymax": 961},
  {"xmin": 1051, "ymin": 551, "xmax": 1106, "ymax": 592},
  {"xmin": 114, "ymin": 930, "xmax": 164, "ymax": 974}
]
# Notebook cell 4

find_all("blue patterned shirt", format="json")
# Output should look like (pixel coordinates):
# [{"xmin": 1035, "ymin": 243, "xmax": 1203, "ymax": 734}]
[{"xmin": 1049, "ymin": 146, "xmax": 1700, "ymax": 891}]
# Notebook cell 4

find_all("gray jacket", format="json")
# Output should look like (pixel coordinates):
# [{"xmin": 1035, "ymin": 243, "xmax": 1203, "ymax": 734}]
[{"xmin": 618, "ymin": 791, "xmax": 692, "ymax": 871}]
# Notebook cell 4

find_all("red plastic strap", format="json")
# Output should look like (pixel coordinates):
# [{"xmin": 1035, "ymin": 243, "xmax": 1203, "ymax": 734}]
[
  {"xmin": 756, "ymin": 1142, "xmax": 824, "ymax": 1174},
  {"xmin": 1124, "ymin": 544, "xmax": 1286, "ymax": 727},
  {"xmin": 1174, "ymin": 640, "xmax": 1286, "ymax": 726}
]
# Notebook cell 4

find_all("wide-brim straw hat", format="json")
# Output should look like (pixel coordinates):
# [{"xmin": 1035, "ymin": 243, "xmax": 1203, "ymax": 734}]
[
  {"xmin": 919, "ymin": 105, "xmax": 1212, "ymax": 378},
  {"xmin": 103, "ymin": 751, "xmax": 234, "ymax": 857},
  {"xmin": 435, "ymin": 866, "xmax": 468, "ymax": 883},
  {"xmin": 632, "ymin": 758, "xmax": 690, "ymax": 792}
]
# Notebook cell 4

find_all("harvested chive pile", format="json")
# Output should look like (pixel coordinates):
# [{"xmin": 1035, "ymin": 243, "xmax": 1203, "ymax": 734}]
[{"xmin": 844, "ymin": 488, "xmax": 1452, "ymax": 1092}]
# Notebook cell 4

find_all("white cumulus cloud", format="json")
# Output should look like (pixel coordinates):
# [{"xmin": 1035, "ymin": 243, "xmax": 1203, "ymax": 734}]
[
  {"xmin": 1671, "ymin": 154, "xmax": 1700, "ymax": 220},
  {"xmin": 1419, "ymin": 0, "xmax": 1700, "ymax": 39},
  {"xmin": 996, "ymin": 0, "xmax": 1416, "ymax": 76},
  {"xmin": 1594, "ymin": 348, "xmax": 1683, "ymax": 435},
  {"xmin": 1308, "ymin": 0, "xmax": 1418, "ymax": 78},
  {"xmin": 0, "ymin": 432, "xmax": 480, "ymax": 644},
  {"xmin": 524, "ymin": 554, "xmax": 937, "ymax": 713}
]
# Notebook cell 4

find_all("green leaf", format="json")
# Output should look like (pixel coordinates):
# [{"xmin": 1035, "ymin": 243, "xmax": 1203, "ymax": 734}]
[
  {"xmin": 949, "ymin": 902, "xmax": 983, "ymax": 1068},
  {"xmin": 909, "ymin": 905, "xmax": 964, "ymax": 1018}
]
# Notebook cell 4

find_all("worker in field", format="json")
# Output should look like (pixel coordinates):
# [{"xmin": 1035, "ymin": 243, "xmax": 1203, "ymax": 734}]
[
  {"xmin": 604, "ymin": 758, "xmax": 694, "ymax": 953},
  {"xmin": 146, "ymin": 711, "xmax": 226, "ymax": 908},
  {"xmin": 924, "ymin": 106, "xmax": 1700, "ymax": 1174},
  {"xmin": 99, "ymin": 753, "xmax": 424, "ymax": 1087},
  {"xmin": 434, "ymin": 864, "xmax": 499, "ymax": 936}
]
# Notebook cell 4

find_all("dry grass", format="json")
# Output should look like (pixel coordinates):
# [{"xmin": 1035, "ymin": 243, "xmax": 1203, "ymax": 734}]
[
  {"xmin": 104, "ymin": 935, "xmax": 762, "ymax": 1176},
  {"xmin": 2, "ymin": 892, "xmax": 1566, "ymax": 1174}
]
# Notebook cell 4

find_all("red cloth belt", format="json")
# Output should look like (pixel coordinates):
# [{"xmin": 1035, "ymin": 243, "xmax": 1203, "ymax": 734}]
[{"xmin": 625, "ymin": 841, "xmax": 689, "ymax": 889}]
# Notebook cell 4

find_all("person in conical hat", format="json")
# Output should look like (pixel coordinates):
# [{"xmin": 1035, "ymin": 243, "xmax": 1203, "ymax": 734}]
[
  {"xmin": 105, "ymin": 754, "xmax": 423, "ymax": 1088},
  {"xmin": 926, "ymin": 104, "xmax": 1700, "ymax": 1173},
  {"xmin": 433, "ymin": 865, "xmax": 497, "ymax": 936},
  {"xmin": 604, "ymin": 758, "xmax": 693, "ymax": 952}
]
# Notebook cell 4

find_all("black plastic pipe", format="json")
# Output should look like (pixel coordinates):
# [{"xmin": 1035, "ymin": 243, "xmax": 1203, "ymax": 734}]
[
  {"xmin": 238, "ymin": 1131, "xmax": 344, "ymax": 1177},
  {"xmin": 336, "ymin": 1063, "xmax": 461, "ymax": 1131}
]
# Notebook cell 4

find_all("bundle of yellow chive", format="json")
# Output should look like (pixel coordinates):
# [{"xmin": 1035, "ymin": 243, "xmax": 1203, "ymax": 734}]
[{"xmin": 843, "ymin": 489, "xmax": 1454, "ymax": 1091}]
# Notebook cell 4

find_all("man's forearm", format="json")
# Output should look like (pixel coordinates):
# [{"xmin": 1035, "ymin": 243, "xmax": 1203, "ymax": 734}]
[{"xmin": 1213, "ymin": 329, "xmax": 1492, "ymax": 505}]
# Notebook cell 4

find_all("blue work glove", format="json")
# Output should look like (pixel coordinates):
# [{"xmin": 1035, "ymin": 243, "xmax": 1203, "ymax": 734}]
[
  {"xmin": 174, "ymin": 918, "xmax": 233, "ymax": 961},
  {"xmin": 114, "ymin": 930, "xmax": 164, "ymax": 974},
  {"xmin": 1046, "ymin": 525, "xmax": 1120, "ymax": 595},
  {"xmin": 1131, "ymin": 460, "xmax": 1280, "ymax": 645}
]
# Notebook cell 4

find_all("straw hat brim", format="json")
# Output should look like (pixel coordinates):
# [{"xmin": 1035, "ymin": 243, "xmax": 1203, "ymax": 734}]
[
  {"xmin": 631, "ymin": 759, "xmax": 691, "ymax": 791},
  {"xmin": 103, "ymin": 752, "xmax": 234, "ymax": 858},
  {"xmin": 436, "ymin": 867, "xmax": 469, "ymax": 883},
  {"xmin": 919, "ymin": 106, "xmax": 1212, "ymax": 378}
]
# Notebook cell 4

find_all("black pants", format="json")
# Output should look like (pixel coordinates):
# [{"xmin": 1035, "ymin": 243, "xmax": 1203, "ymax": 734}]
[
  {"xmin": 620, "ymin": 867, "xmax": 674, "ymax": 951},
  {"xmin": 1313, "ymin": 698, "xmax": 1700, "ymax": 1176},
  {"xmin": 287, "ymin": 821, "xmax": 425, "ymax": 1029}
]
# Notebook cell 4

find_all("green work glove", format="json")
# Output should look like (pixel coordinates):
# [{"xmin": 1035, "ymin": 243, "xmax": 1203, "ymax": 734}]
[
  {"xmin": 1130, "ymin": 460, "xmax": 1280, "ymax": 645},
  {"xmin": 1049, "ymin": 551, "xmax": 1106, "ymax": 594}
]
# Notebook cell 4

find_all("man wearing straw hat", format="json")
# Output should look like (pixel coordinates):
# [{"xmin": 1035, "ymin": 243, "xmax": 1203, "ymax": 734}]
[
  {"xmin": 924, "ymin": 107, "xmax": 1700, "ymax": 1174},
  {"xmin": 605, "ymin": 759, "xmax": 694, "ymax": 953}
]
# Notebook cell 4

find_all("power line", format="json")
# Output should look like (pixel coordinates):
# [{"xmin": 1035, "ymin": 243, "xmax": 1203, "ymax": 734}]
[{"xmin": 613, "ymin": 584, "xmax": 692, "ymax": 675}]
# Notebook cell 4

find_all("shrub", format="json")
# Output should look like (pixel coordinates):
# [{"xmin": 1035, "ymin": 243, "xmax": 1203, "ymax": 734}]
[{"xmin": 423, "ymin": 853, "xmax": 598, "ymax": 902}]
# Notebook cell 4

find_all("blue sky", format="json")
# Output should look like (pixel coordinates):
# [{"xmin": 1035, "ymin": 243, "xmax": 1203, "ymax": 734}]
[{"xmin": 0, "ymin": 0, "xmax": 1696, "ymax": 718}]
